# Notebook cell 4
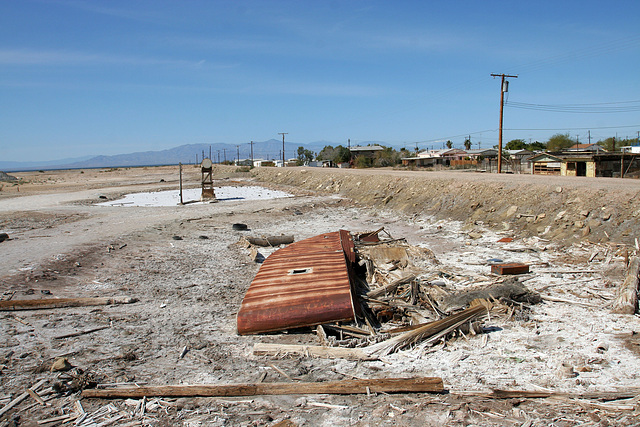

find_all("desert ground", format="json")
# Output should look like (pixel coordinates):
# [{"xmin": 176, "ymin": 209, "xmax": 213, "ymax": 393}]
[{"xmin": 1, "ymin": 165, "xmax": 640, "ymax": 426}]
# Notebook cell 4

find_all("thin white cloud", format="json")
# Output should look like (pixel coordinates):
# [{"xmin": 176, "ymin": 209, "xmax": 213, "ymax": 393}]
[{"xmin": 0, "ymin": 48, "xmax": 236, "ymax": 69}]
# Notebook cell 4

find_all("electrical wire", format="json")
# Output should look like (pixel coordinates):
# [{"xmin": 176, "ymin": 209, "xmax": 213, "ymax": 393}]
[{"xmin": 506, "ymin": 99, "xmax": 640, "ymax": 113}]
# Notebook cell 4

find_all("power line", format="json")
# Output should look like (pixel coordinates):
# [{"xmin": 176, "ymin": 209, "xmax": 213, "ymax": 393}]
[
  {"xmin": 507, "ymin": 100, "xmax": 640, "ymax": 113},
  {"xmin": 505, "ymin": 124, "xmax": 640, "ymax": 131}
]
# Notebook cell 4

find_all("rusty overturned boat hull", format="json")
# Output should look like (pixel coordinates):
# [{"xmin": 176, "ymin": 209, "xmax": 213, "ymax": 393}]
[{"xmin": 236, "ymin": 230, "xmax": 357, "ymax": 335}]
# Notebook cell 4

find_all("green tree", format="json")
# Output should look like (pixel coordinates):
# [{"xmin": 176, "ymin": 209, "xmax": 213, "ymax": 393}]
[
  {"xmin": 316, "ymin": 145, "xmax": 335, "ymax": 161},
  {"xmin": 373, "ymin": 146, "xmax": 396, "ymax": 167},
  {"xmin": 446, "ymin": 140, "xmax": 453, "ymax": 149},
  {"xmin": 334, "ymin": 145, "xmax": 351, "ymax": 163},
  {"xmin": 463, "ymin": 138, "xmax": 472, "ymax": 150},
  {"xmin": 546, "ymin": 133, "xmax": 574, "ymax": 152},
  {"xmin": 317, "ymin": 145, "xmax": 351, "ymax": 164},
  {"xmin": 527, "ymin": 141, "xmax": 546, "ymax": 151},
  {"xmin": 296, "ymin": 146, "xmax": 314, "ymax": 165},
  {"xmin": 505, "ymin": 139, "xmax": 527, "ymax": 150},
  {"xmin": 597, "ymin": 137, "xmax": 635, "ymax": 152}
]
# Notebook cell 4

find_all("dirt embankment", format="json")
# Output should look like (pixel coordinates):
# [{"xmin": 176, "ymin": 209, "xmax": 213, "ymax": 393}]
[{"xmin": 247, "ymin": 166, "xmax": 640, "ymax": 247}]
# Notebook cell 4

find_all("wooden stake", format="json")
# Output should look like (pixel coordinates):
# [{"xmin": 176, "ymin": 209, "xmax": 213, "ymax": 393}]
[
  {"xmin": 82, "ymin": 377, "xmax": 444, "ymax": 399},
  {"xmin": 53, "ymin": 325, "xmax": 110, "ymax": 340},
  {"xmin": 0, "ymin": 296, "xmax": 138, "ymax": 311}
]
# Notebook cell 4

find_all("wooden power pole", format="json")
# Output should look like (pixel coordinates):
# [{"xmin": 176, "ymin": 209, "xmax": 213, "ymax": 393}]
[
  {"xmin": 278, "ymin": 132, "xmax": 288, "ymax": 167},
  {"xmin": 491, "ymin": 73, "xmax": 518, "ymax": 173}
]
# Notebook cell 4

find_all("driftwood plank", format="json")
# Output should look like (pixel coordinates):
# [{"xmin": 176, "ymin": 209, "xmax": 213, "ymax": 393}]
[
  {"xmin": 83, "ymin": 377, "xmax": 444, "ymax": 398},
  {"xmin": 253, "ymin": 343, "xmax": 375, "ymax": 360},
  {"xmin": 246, "ymin": 235, "xmax": 295, "ymax": 247},
  {"xmin": 0, "ymin": 296, "xmax": 138, "ymax": 311},
  {"xmin": 612, "ymin": 256, "xmax": 639, "ymax": 314},
  {"xmin": 53, "ymin": 325, "xmax": 111, "ymax": 340},
  {"xmin": 457, "ymin": 388, "xmax": 640, "ymax": 401}
]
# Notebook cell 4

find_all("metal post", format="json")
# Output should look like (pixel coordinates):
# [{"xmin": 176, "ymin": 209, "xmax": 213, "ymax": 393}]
[
  {"xmin": 278, "ymin": 132, "xmax": 288, "ymax": 166},
  {"xmin": 179, "ymin": 163, "xmax": 183, "ymax": 205}
]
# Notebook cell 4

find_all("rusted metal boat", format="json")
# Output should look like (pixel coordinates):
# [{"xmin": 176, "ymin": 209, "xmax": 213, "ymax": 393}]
[{"xmin": 237, "ymin": 230, "xmax": 357, "ymax": 335}]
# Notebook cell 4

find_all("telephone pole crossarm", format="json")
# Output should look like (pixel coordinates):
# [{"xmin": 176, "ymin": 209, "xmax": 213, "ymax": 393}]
[{"xmin": 491, "ymin": 73, "xmax": 518, "ymax": 174}]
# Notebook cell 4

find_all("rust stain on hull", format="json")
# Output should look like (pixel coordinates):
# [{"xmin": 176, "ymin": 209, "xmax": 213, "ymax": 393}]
[{"xmin": 237, "ymin": 230, "xmax": 356, "ymax": 335}]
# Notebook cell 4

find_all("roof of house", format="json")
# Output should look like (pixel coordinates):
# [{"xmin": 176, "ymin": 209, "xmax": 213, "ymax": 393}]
[
  {"xmin": 419, "ymin": 148, "xmax": 465, "ymax": 157},
  {"xmin": 564, "ymin": 143, "xmax": 606, "ymax": 152},
  {"xmin": 465, "ymin": 149, "xmax": 497, "ymax": 155},
  {"xmin": 528, "ymin": 153, "xmax": 563, "ymax": 162},
  {"xmin": 349, "ymin": 145, "xmax": 384, "ymax": 152},
  {"xmin": 505, "ymin": 149, "xmax": 532, "ymax": 156}
]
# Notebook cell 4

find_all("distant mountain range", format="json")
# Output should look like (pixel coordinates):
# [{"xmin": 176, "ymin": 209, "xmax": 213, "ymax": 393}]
[{"xmin": 1, "ymin": 139, "xmax": 389, "ymax": 172}]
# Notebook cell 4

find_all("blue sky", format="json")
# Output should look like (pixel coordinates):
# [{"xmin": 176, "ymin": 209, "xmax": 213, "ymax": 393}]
[{"xmin": 1, "ymin": 0, "xmax": 639, "ymax": 161}]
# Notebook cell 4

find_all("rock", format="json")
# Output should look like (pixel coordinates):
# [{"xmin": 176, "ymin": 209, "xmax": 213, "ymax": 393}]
[
  {"xmin": 574, "ymin": 220, "xmax": 585, "ymax": 228},
  {"xmin": 555, "ymin": 210, "xmax": 566, "ymax": 221},
  {"xmin": 555, "ymin": 186, "xmax": 562, "ymax": 193},
  {"xmin": 505, "ymin": 205, "xmax": 518, "ymax": 217},
  {"xmin": 51, "ymin": 357, "xmax": 72, "ymax": 372},
  {"xmin": 558, "ymin": 362, "xmax": 577, "ymax": 378},
  {"xmin": 587, "ymin": 219, "xmax": 601, "ymax": 228},
  {"xmin": 0, "ymin": 233, "xmax": 9, "ymax": 243}
]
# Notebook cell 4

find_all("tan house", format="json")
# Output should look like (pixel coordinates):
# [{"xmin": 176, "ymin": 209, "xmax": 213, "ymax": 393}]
[{"xmin": 528, "ymin": 153, "xmax": 563, "ymax": 175}]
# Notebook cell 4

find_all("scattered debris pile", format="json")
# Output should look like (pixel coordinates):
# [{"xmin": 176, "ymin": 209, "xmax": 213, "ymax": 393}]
[
  {"xmin": 0, "ymin": 171, "xmax": 17, "ymax": 182},
  {"xmin": 237, "ymin": 228, "xmax": 542, "ymax": 357}
]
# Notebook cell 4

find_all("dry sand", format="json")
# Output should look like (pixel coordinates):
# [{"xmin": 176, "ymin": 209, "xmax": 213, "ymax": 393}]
[{"xmin": 1, "ymin": 165, "xmax": 639, "ymax": 426}]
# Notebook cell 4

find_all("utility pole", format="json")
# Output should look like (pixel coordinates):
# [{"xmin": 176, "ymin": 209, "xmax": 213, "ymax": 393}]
[
  {"xmin": 223, "ymin": 148, "xmax": 227, "ymax": 163},
  {"xmin": 250, "ymin": 141, "xmax": 254, "ymax": 167},
  {"xmin": 217, "ymin": 150, "xmax": 220, "ymax": 164},
  {"xmin": 278, "ymin": 132, "xmax": 288, "ymax": 166},
  {"xmin": 236, "ymin": 145, "xmax": 240, "ymax": 165},
  {"xmin": 491, "ymin": 73, "xmax": 518, "ymax": 173},
  {"xmin": 348, "ymin": 139, "xmax": 351, "ymax": 149},
  {"xmin": 588, "ymin": 130, "xmax": 591, "ymax": 145}
]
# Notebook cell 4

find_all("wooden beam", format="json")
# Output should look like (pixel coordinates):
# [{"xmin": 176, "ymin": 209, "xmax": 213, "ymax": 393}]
[
  {"xmin": 455, "ymin": 388, "xmax": 640, "ymax": 401},
  {"xmin": 253, "ymin": 343, "xmax": 375, "ymax": 360},
  {"xmin": 82, "ymin": 377, "xmax": 444, "ymax": 399},
  {"xmin": 0, "ymin": 296, "xmax": 138, "ymax": 311},
  {"xmin": 612, "ymin": 256, "xmax": 639, "ymax": 314},
  {"xmin": 246, "ymin": 235, "xmax": 294, "ymax": 247}
]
